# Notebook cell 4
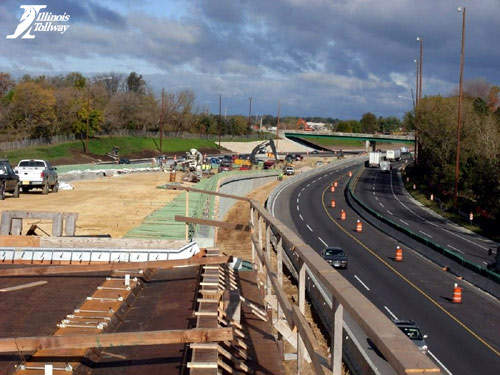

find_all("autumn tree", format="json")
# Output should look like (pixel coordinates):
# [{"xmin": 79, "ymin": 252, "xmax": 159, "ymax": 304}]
[{"xmin": 7, "ymin": 81, "xmax": 56, "ymax": 139}]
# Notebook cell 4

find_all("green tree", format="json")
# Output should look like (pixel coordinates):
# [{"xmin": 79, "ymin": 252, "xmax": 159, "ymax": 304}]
[
  {"xmin": 360, "ymin": 112, "xmax": 377, "ymax": 133},
  {"xmin": 126, "ymin": 72, "xmax": 146, "ymax": 94}
]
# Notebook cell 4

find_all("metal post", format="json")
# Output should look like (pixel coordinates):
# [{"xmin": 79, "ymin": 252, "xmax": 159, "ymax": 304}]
[
  {"xmin": 332, "ymin": 300, "xmax": 343, "ymax": 375},
  {"xmin": 185, "ymin": 191, "xmax": 189, "ymax": 241},
  {"xmin": 265, "ymin": 224, "xmax": 272, "ymax": 296},
  {"xmin": 258, "ymin": 215, "xmax": 263, "ymax": 272},
  {"xmin": 277, "ymin": 237, "xmax": 283, "ymax": 321},
  {"xmin": 297, "ymin": 264, "xmax": 306, "ymax": 374},
  {"xmin": 455, "ymin": 7, "xmax": 466, "ymax": 207},
  {"xmin": 414, "ymin": 58, "xmax": 419, "ymax": 164},
  {"xmin": 250, "ymin": 207, "xmax": 255, "ymax": 266}
]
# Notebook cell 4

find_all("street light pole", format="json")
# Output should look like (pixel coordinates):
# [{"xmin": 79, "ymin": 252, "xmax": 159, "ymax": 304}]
[
  {"xmin": 418, "ymin": 37, "xmax": 423, "ymax": 102},
  {"xmin": 86, "ymin": 86, "xmax": 90, "ymax": 153},
  {"xmin": 414, "ymin": 58, "xmax": 419, "ymax": 164},
  {"xmin": 454, "ymin": 7, "xmax": 466, "ymax": 207}
]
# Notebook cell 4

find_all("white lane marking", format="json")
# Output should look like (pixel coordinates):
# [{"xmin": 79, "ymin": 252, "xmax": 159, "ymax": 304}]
[
  {"xmin": 375, "ymin": 196, "xmax": 379, "ymax": 200},
  {"xmin": 389, "ymin": 171, "xmax": 489, "ymax": 251},
  {"xmin": 296, "ymin": 198, "xmax": 299, "ymax": 203},
  {"xmin": 372, "ymin": 191, "xmax": 376, "ymax": 195},
  {"xmin": 386, "ymin": 210, "xmax": 394, "ymax": 215},
  {"xmin": 354, "ymin": 275, "xmax": 370, "ymax": 291},
  {"xmin": 379, "ymin": 202, "xmax": 385, "ymax": 208},
  {"xmin": 419, "ymin": 230, "xmax": 433, "ymax": 238},
  {"xmin": 428, "ymin": 350, "xmax": 453, "ymax": 375},
  {"xmin": 301, "ymin": 187, "xmax": 305, "ymax": 192},
  {"xmin": 318, "ymin": 237, "xmax": 328, "ymax": 247},
  {"xmin": 447, "ymin": 244, "xmax": 464, "ymax": 254},
  {"xmin": 299, "ymin": 214, "xmax": 304, "ymax": 221},
  {"xmin": 296, "ymin": 205, "xmax": 300, "ymax": 211},
  {"xmin": 306, "ymin": 224, "xmax": 313, "ymax": 232},
  {"xmin": 399, "ymin": 219, "xmax": 409, "ymax": 225},
  {"xmin": 482, "ymin": 261, "xmax": 488, "ymax": 265},
  {"xmin": 372, "ymin": 186, "xmax": 375, "ymax": 190},
  {"xmin": 298, "ymin": 192, "xmax": 301, "ymax": 198},
  {"xmin": 383, "ymin": 305, "xmax": 398, "ymax": 320}
]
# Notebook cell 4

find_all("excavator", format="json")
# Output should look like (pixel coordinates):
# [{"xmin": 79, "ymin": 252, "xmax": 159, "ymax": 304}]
[
  {"xmin": 297, "ymin": 118, "xmax": 313, "ymax": 131},
  {"xmin": 250, "ymin": 139, "xmax": 279, "ymax": 165}
]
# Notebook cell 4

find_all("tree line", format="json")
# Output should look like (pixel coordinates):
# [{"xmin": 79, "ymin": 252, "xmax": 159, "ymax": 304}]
[
  {"xmin": 410, "ymin": 78, "xmax": 500, "ymax": 218},
  {"xmin": 0, "ymin": 71, "xmax": 256, "ymax": 152}
]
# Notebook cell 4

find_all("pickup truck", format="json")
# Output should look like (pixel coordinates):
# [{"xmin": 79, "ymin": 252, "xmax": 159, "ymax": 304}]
[
  {"xmin": 15, "ymin": 159, "xmax": 58, "ymax": 194},
  {"xmin": 0, "ymin": 160, "xmax": 20, "ymax": 200}
]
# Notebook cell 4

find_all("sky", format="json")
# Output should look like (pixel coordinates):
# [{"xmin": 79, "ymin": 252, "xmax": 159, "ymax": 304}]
[{"xmin": 0, "ymin": 0, "xmax": 498, "ymax": 119}]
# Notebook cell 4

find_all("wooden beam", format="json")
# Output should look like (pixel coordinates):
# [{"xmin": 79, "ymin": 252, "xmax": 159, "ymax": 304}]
[
  {"xmin": 0, "ymin": 281, "xmax": 47, "ymax": 292},
  {"xmin": 175, "ymin": 216, "xmax": 250, "ymax": 231},
  {"xmin": 0, "ymin": 327, "xmax": 233, "ymax": 353},
  {"xmin": 0, "ymin": 235, "xmax": 41, "ymax": 248},
  {"xmin": 0, "ymin": 256, "xmax": 230, "ymax": 277},
  {"xmin": 164, "ymin": 184, "xmax": 251, "ymax": 202}
]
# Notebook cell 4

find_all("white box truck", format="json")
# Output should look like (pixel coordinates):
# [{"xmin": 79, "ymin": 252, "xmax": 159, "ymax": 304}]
[
  {"xmin": 368, "ymin": 152, "xmax": 381, "ymax": 168},
  {"xmin": 386, "ymin": 149, "xmax": 401, "ymax": 161}
]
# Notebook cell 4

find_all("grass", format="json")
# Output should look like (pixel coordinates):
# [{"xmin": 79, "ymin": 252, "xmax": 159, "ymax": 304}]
[
  {"xmin": 1, "ymin": 136, "xmax": 219, "ymax": 165},
  {"xmin": 294, "ymin": 136, "xmax": 364, "ymax": 147}
]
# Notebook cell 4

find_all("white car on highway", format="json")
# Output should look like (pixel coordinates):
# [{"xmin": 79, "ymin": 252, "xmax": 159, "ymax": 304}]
[{"xmin": 15, "ymin": 159, "xmax": 59, "ymax": 194}]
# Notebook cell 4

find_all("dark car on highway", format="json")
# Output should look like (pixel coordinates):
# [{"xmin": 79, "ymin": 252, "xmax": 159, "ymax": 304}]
[
  {"xmin": 0, "ymin": 160, "xmax": 20, "ymax": 200},
  {"xmin": 394, "ymin": 320, "xmax": 428, "ymax": 354},
  {"xmin": 321, "ymin": 247, "xmax": 348, "ymax": 269}
]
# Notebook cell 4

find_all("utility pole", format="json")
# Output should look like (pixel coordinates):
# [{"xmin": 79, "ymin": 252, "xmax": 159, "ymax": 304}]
[
  {"xmin": 454, "ymin": 7, "xmax": 466, "ymax": 207},
  {"xmin": 248, "ymin": 97, "xmax": 252, "ymax": 132},
  {"xmin": 276, "ymin": 101, "xmax": 281, "ymax": 148},
  {"xmin": 414, "ymin": 59, "xmax": 419, "ymax": 107},
  {"xmin": 419, "ymin": 38, "xmax": 423, "ymax": 103},
  {"xmin": 160, "ymin": 88, "xmax": 165, "ymax": 153},
  {"xmin": 218, "ymin": 94, "xmax": 222, "ymax": 148},
  {"xmin": 86, "ymin": 86, "xmax": 90, "ymax": 153}
]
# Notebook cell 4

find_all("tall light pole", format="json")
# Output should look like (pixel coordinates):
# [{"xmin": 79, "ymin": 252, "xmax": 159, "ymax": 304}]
[
  {"xmin": 417, "ymin": 37, "xmax": 423, "ymax": 102},
  {"xmin": 414, "ymin": 58, "xmax": 419, "ymax": 163},
  {"xmin": 248, "ymin": 97, "xmax": 252, "ymax": 132},
  {"xmin": 454, "ymin": 7, "xmax": 466, "ymax": 207},
  {"xmin": 218, "ymin": 94, "xmax": 222, "ymax": 148}
]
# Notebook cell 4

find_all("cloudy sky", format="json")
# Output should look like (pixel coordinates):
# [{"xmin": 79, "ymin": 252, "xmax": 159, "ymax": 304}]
[{"xmin": 0, "ymin": 0, "xmax": 498, "ymax": 118}]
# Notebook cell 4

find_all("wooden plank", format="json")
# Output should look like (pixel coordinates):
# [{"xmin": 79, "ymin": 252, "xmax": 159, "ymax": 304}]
[
  {"xmin": 0, "ymin": 281, "xmax": 47, "ymax": 292},
  {"xmin": 0, "ymin": 235, "xmax": 41, "ymax": 247},
  {"xmin": 0, "ymin": 256, "xmax": 230, "ymax": 277},
  {"xmin": 0, "ymin": 328, "xmax": 233, "ymax": 353},
  {"xmin": 165, "ymin": 184, "xmax": 251, "ymax": 202},
  {"xmin": 175, "ymin": 216, "xmax": 250, "ymax": 231}
]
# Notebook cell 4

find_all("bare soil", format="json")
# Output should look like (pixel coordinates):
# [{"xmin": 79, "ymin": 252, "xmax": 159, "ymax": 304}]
[{"xmin": 1, "ymin": 171, "xmax": 181, "ymax": 237}]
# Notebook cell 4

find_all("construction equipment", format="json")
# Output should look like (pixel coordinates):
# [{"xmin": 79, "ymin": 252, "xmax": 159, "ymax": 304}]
[
  {"xmin": 180, "ymin": 148, "xmax": 205, "ymax": 182},
  {"xmin": 250, "ymin": 139, "xmax": 278, "ymax": 165},
  {"xmin": 297, "ymin": 118, "xmax": 313, "ymax": 131}
]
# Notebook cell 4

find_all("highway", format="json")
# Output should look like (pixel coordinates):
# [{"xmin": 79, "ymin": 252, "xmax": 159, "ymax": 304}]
[
  {"xmin": 356, "ymin": 164, "xmax": 497, "ymax": 269},
  {"xmin": 272, "ymin": 162, "xmax": 500, "ymax": 375}
]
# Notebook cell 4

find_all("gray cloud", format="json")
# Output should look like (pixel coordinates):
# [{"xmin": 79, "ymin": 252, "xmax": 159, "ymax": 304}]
[{"xmin": 0, "ymin": 0, "xmax": 498, "ymax": 118}]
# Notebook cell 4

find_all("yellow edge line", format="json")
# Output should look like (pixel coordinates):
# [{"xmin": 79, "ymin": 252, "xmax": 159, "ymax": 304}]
[{"xmin": 320, "ymin": 169, "xmax": 500, "ymax": 357}]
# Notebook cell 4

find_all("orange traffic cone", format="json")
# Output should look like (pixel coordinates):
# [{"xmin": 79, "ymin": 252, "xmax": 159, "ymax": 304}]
[
  {"xmin": 340, "ymin": 209, "xmax": 346, "ymax": 221},
  {"xmin": 330, "ymin": 186, "xmax": 335, "ymax": 192},
  {"xmin": 355, "ymin": 220, "xmax": 362, "ymax": 232},
  {"xmin": 452, "ymin": 283, "xmax": 462, "ymax": 303},
  {"xmin": 331, "ymin": 199, "xmax": 336, "ymax": 208},
  {"xmin": 334, "ymin": 181, "xmax": 338, "ymax": 187},
  {"xmin": 348, "ymin": 171, "xmax": 352, "ymax": 177},
  {"xmin": 395, "ymin": 246, "xmax": 403, "ymax": 261}
]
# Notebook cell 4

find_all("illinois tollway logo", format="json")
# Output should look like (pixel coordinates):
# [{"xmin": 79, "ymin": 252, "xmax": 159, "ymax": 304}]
[{"xmin": 6, "ymin": 5, "xmax": 70, "ymax": 39}]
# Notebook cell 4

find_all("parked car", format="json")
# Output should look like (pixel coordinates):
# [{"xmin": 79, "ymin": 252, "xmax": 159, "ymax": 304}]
[
  {"xmin": 284, "ymin": 166, "xmax": 295, "ymax": 175},
  {"xmin": 239, "ymin": 164, "xmax": 251, "ymax": 171},
  {"xmin": 15, "ymin": 159, "xmax": 58, "ymax": 194},
  {"xmin": 263, "ymin": 160, "xmax": 275, "ymax": 169},
  {"xmin": 321, "ymin": 247, "xmax": 348, "ymax": 269},
  {"xmin": 219, "ymin": 161, "xmax": 233, "ymax": 172},
  {"xmin": 394, "ymin": 320, "xmax": 428, "ymax": 354},
  {"xmin": 0, "ymin": 160, "xmax": 20, "ymax": 200}
]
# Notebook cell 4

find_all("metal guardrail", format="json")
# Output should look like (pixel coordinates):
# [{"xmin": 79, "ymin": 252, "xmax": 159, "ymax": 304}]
[
  {"xmin": 167, "ymin": 183, "xmax": 440, "ymax": 375},
  {"xmin": 347, "ymin": 167, "xmax": 500, "ymax": 285}
]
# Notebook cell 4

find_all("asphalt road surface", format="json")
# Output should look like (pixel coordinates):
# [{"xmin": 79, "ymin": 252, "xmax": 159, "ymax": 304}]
[
  {"xmin": 273, "ymin": 163, "xmax": 500, "ymax": 375},
  {"xmin": 356, "ymin": 164, "xmax": 497, "ymax": 269}
]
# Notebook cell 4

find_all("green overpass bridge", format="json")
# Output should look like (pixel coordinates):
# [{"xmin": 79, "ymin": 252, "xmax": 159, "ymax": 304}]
[{"xmin": 283, "ymin": 131, "xmax": 414, "ymax": 151}]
